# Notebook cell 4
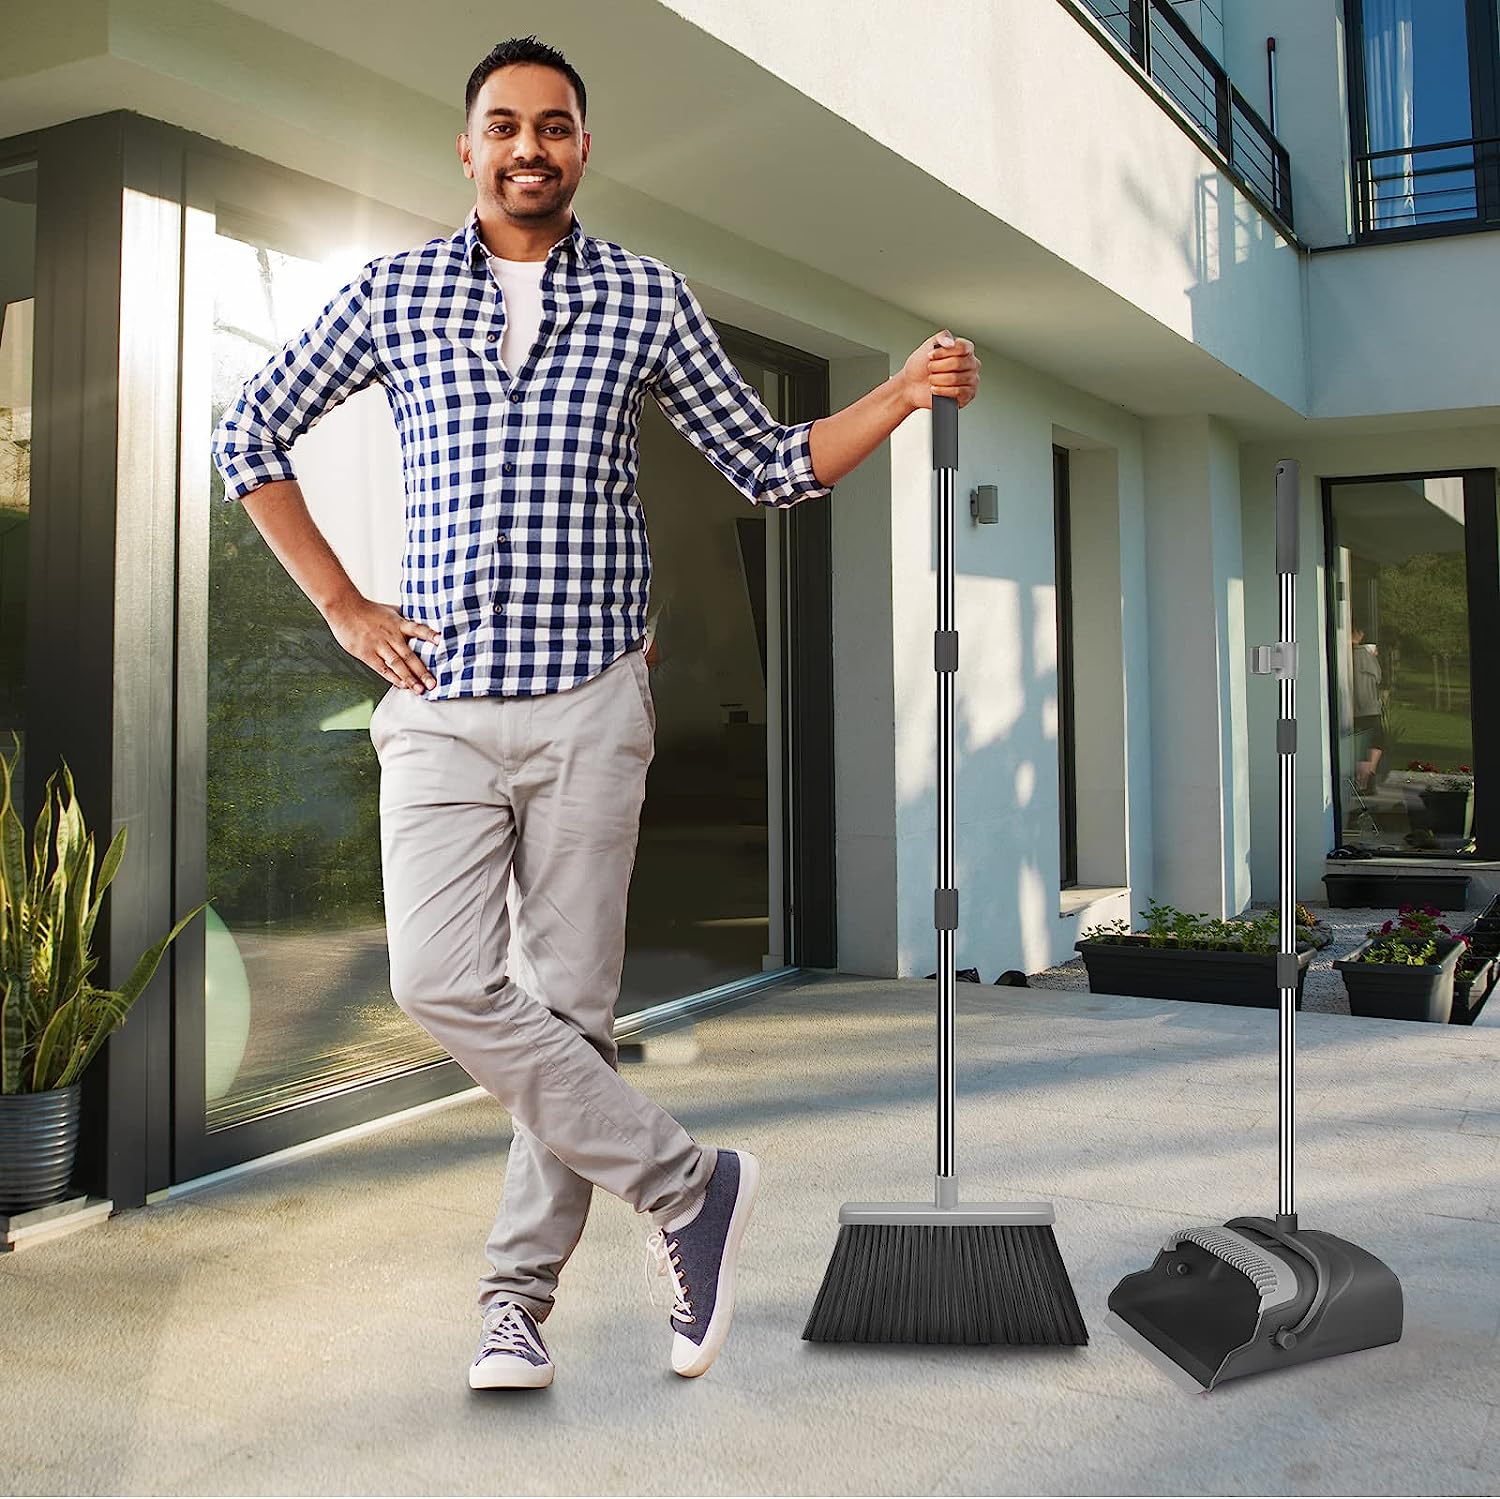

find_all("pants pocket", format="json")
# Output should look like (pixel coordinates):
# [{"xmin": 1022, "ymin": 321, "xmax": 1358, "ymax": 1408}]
[{"xmin": 627, "ymin": 649, "xmax": 655, "ymax": 736}]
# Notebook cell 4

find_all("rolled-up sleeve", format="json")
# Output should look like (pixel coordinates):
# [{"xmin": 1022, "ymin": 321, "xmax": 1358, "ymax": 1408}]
[
  {"xmin": 212, "ymin": 263, "xmax": 381, "ymax": 504},
  {"xmin": 648, "ymin": 274, "xmax": 833, "ymax": 508}
]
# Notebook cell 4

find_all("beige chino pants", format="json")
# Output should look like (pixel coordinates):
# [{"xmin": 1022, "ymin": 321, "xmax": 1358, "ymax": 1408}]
[{"xmin": 370, "ymin": 646, "xmax": 715, "ymax": 1321}]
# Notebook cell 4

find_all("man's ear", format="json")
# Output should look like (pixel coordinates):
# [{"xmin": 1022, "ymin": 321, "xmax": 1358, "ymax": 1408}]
[{"xmin": 457, "ymin": 133, "xmax": 473, "ymax": 178}]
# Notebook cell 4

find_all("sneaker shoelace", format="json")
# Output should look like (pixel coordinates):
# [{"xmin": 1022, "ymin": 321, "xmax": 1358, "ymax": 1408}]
[
  {"xmin": 478, "ymin": 1301, "xmax": 548, "ymax": 1362},
  {"xmin": 644, "ymin": 1227, "xmax": 695, "ymax": 1324}
]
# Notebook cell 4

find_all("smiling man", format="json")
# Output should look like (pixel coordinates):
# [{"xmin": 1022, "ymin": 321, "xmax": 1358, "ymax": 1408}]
[{"xmin": 211, "ymin": 34, "xmax": 979, "ymax": 1392}]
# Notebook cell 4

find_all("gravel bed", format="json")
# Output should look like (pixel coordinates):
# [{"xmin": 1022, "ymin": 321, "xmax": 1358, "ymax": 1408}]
[{"xmin": 1028, "ymin": 900, "xmax": 1479, "ymax": 1016}]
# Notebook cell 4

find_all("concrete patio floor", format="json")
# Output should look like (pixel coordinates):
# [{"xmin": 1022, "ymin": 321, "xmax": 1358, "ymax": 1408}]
[{"xmin": 2, "ymin": 972, "xmax": 1498, "ymax": 1496}]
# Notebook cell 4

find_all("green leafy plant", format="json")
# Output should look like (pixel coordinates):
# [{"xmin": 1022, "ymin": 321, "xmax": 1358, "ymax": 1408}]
[
  {"xmin": 1351, "ymin": 902, "xmax": 1467, "ymax": 967},
  {"xmin": 1081, "ymin": 898, "xmax": 1327, "ymax": 953},
  {"xmin": 0, "ymin": 735, "xmax": 204, "ymax": 1094}
]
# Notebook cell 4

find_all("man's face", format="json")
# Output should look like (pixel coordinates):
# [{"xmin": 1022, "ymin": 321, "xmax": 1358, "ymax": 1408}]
[{"xmin": 460, "ymin": 63, "xmax": 589, "ymax": 225}]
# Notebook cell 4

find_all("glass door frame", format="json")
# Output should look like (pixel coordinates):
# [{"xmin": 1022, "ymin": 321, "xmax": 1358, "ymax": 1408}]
[{"xmin": 1320, "ymin": 467, "xmax": 1500, "ymax": 858}]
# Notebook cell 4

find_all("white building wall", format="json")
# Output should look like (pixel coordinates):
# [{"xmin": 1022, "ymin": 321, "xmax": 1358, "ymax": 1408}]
[
  {"xmin": 662, "ymin": 0, "xmax": 1307, "ymax": 412},
  {"xmin": 1223, "ymin": 0, "xmax": 1351, "ymax": 249},
  {"xmin": 1310, "ymin": 236, "xmax": 1500, "ymax": 418},
  {"xmin": 1138, "ymin": 416, "xmax": 1252, "ymax": 922}
]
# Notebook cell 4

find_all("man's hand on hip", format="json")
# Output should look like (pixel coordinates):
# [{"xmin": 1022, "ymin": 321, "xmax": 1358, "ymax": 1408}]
[{"xmin": 326, "ymin": 595, "xmax": 441, "ymax": 693}]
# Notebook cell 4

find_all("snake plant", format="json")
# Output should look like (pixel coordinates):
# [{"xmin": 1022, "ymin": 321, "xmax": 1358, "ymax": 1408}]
[{"xmin": 0, "ymin": 734, "xmax": 203, "ymax": 1094}]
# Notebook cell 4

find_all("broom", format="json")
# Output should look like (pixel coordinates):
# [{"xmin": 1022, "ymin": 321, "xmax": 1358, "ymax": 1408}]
[{"xmin": 802, "ymin": 390, "xmax": 1087, "ymax": 1345}]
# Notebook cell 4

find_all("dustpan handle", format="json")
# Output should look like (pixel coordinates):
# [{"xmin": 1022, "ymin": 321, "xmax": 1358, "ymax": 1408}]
[
  {"xmin": 934, "ymin": 394, "xmax": 959, "ymax": 1199},
  {"xmin": 1275, "ymin": 457, "xmax": 1300, "ymax": 1229}
]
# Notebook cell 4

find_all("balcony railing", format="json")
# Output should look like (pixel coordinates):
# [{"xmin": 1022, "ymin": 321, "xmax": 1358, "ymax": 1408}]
[
  {"xmin": 1354, "ymin": 136, "xmax": 1500, "ymax": 238},
  {"xmin": 1074, "ymin": 0, "xmax": 1295, "ymax": 233}
]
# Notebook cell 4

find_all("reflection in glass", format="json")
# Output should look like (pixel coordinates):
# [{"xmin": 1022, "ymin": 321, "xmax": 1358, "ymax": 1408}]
[
  {"xmin": 1330, "ymin": 476, "xmax": 1474, "ymax": 856},
  {"xmin": 205, "ymin": 228, "xmax": 441, "ymax": 1126},
  {"xmin": 0, "ymin": 162, "xmax": 36, "ymax": 812}
]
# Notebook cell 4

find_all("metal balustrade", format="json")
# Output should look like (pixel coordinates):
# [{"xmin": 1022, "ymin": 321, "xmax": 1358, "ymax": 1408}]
[
  {"xmin": 1354, "ymin": 135, "xmax": 1500, "ymax": 236},
  {"xmin": 1073, "ymin": 0, "xmax": 1295, "ymax": 233}
]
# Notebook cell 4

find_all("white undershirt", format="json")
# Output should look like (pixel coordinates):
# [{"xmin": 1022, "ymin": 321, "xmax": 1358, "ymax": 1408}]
[{"xmin": 485, "ymin": 254, "xmax": 547, "ymax": 375}]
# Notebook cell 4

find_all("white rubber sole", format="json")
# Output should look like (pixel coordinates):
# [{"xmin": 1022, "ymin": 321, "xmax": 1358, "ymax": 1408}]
[
  {"xmin": 468, "ymin": 1355, "xmax": 555, "ymax": 1390},
  {"xmin": 672, "ymin": 1150, "xmax": 761, "ymax": 1379}
]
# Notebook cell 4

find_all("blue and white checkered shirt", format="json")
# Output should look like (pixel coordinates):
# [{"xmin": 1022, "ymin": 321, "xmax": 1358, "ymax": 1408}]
[{"xmin": 212, "ymin": 207, "xmax": 832, "ymax": 699}]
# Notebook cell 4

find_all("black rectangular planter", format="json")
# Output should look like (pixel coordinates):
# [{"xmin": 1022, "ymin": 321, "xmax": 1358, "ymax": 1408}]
[
  {"xmin": 1323, "ymin": 871, "xmax": 1471, "ymax": 910},
  {"xmin": 1074, "ymin": 938, "xmax": 1312, "ymax": 1009},
  {"xmin": 1452, "ymin": 957, "xmax": 1497, "ymax": 1025},
  {"xmin": 1333, "ymin": 937, "xmax": 1465, "ymax": 1024}
]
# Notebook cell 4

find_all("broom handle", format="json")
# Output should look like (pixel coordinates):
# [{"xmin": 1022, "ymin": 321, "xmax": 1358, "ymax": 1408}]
[
  {"xmin": 1275, "ymin": 458, "xmax": 1300, "ymax": 1229},
  {"xmin": 934, "ymin": 394, "xmax": 959, "ymax": 1196}
]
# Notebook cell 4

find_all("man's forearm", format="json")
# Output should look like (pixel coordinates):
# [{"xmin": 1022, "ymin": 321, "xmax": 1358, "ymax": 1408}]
[
  {"xmin": 238, "ymin": 479, "xmax": 362, "ymax": 617},
  {"xmin": 807, "ymin": 375, "xmax": 916, "ymax": 488}
]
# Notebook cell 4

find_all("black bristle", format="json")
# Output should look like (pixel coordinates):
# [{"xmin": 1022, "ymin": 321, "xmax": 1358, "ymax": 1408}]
[{"xmin": 802, "ymin": 1223, "xmax": 1088, "ymax": 1345}]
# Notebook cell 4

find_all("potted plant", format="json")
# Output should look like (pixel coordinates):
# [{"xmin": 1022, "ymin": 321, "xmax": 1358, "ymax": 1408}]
[
  {"xmin": 1406, "ymin": 761, "xmax": 1475, "ymax": 839},
  {"xmin": 1451, "ymin": 952, "xmax": 1496, "ymax": 1025},
  {"xmin": 1332, "ymin": 903, "xmax": 1467, "ymax": 1024},
  {"xmin": 1075, "ymin": 899, "xmax": 1326, "ymax": 1009},
  {"xmin": 0, "ymin": 737, "xmax": 203, "ymax": 1215}
]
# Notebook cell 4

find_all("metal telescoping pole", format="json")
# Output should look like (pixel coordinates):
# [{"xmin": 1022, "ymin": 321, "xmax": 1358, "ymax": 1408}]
[
  {"xmin": 1275, "ymin": 458, "xmax": 1300, "ymax": 1230},
  {"xmin": 934, "ymin": 394, "xmax": 959, "ymax": 1205}
]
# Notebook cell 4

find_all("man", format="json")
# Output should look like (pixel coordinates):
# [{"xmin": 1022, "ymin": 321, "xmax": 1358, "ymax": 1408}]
[{"xmin": 212, "ymin": 34, "xmax": 980, "ymax": 1391}]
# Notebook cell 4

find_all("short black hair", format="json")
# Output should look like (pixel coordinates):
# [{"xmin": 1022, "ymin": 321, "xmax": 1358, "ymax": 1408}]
[{"xmin": 465, "ymin": 36, "xmax": 587, "ymax": 129}]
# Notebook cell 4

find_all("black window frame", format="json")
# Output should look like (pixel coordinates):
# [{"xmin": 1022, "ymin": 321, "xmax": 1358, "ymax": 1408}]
[
  {"xmin": 1320, "ymin": 467, "xmax": 1500, "ymax": 859},
  {"xmin": 1344, "ymin": 0, "xmax": 1500, "ymax": 241}
]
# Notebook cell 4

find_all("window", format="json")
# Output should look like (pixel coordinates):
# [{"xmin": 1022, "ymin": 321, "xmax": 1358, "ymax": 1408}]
[
  {"xmin": 1325, "ymin": 471, "xmax": 1500, "ymax": 857},
  {"xmin": 1347, "ymin": 0, "xmax": 1500, "ymax": 234}
]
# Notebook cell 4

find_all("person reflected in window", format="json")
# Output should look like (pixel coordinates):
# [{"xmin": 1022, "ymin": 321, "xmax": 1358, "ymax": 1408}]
[{"xmin": 1351, "ymin": 622, "xmax": 1386, "ymax": 789}]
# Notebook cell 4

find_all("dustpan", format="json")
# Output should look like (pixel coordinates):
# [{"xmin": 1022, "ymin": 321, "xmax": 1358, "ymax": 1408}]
[{"xmin": 1104, "ymin": 459, "xmax": 1403, "ymax": 1392}]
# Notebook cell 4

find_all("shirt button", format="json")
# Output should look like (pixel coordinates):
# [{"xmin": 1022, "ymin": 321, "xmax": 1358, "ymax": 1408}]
[
  {"xmin": 498, "ymin": 533, "xmax": 508, "ymax": 544},
  {"xmin": 493, "ymin": 603, "xmax": 504, "ymax": 616},
  {"xmin": 486, "ymin": 332, "xmax": 498, "ymax": 342},
  {"xmin": 510, "ymin": 392, "xmax": 521, "ymax": 403},
  {"xmin": 502, "ymin": 462, "xmax": 513, "ymax": 473}
]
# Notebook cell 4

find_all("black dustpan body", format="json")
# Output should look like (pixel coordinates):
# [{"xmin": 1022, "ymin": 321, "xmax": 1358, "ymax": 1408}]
[
  {"xmin": 1106, "ymin": 460, "xmax": 1403, "ymax": 1392},
  {"xmin": 1107, "ymin": 1216, "xmax": 1402, "ymax": 1391}
]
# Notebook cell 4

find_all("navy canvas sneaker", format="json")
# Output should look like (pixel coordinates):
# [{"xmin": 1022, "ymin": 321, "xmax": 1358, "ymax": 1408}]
[
  {"xmin": 469, "ymin": 1300, "xmax": 554, "ymax": 1390},
  {"xmin": 645, "ymin": 1149, "xmax": 760, "ymax": 1378}
]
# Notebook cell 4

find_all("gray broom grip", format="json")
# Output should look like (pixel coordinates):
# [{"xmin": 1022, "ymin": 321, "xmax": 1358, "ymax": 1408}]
[
  {"xmin": 1275, "ymin": 458, "xmax": 1299, "ymax": 1228},
  {"xmin": 932, "ymin": 390, "xmax": 958, "ymax": 471},
  {"xmin": 934, "ymin": 394, "xmax": 959, "ymax": 1191},
  {"xmin": 1276, "ymin": 458, "xmax": 1300, "ymax": 575}
]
